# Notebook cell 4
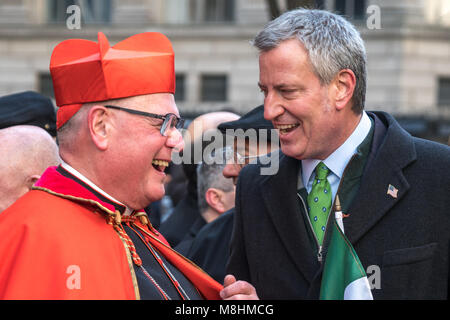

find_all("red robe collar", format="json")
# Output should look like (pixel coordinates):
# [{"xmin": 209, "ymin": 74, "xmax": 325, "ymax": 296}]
[
  {"xmin": 33, "ymin": 166, "xmax": 223, "ymax": 299},
  {"xmin": 35, "ymin": 165, "xmax": 127, "ymax": 214},
  {"xmin": 34, "ymin": 165, "xmax": 166, "ymax": 244}
]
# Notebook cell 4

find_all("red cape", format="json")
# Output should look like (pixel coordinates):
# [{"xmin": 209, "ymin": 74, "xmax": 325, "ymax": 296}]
[{"xmin": 0, "ymin": 166, "xmax": 222, "ymax": 299}]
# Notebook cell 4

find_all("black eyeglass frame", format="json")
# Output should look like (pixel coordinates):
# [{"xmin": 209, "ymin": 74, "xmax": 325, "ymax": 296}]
[{"xmin": 104, "ymin": 105, "xmax": 185, "ymax": 137}]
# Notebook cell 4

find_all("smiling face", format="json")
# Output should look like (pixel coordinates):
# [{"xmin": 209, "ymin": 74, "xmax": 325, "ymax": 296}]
[
  {"xmin": 106, "ymin": 93, "xmax": 183, "ymax": 209},
  {"xmin": 259, "ymin": 39, "xmax": 344, "ymax": 161}
]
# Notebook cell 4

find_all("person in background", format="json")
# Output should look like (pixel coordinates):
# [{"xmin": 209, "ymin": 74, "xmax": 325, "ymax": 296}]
[
  {"xmin": 0, "ymin": 91, "xmax": 57, "ymax": 138},
  {"xmin": 185, "ymin": 105, "xmax": 277, "ymax": 283},
  {"xmin": 159, "ymin": 111, "xmax": 239, "ymax": 247},
  {"xmin": 0, "ymin": 125, "xmax": 60, "ymax": 213},
  {"xmin": 175, "ymin": 154, "xmax": 236, "ymax": 256},
  {"xmin": 196, "ymin": 159, "xmax": 236, "ymax": 224},
  {"xmin": 220, "ymin": 105, "xmax": 278, "ymax": 185}
]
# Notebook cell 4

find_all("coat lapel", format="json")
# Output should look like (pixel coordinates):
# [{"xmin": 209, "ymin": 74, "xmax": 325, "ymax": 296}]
[
  {"xmin": 260, "ymin": 151, "xmax": 319, "ymax": 283},
  {"xmin": 345, "ymin": 112, "xmax": 417, "ymax": 244}
]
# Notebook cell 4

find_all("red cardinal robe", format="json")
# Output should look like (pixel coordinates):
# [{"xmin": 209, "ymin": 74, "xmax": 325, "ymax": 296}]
[{"xmin": 0, "ymin": 166, "xmax": 222, "ymax": 299}]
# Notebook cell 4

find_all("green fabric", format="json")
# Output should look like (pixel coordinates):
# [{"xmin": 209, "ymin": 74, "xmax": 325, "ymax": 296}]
[
  {"xmin": 307, "ymin": 162, "xmax": 332, "ymax": 245},
  {"xmin": 297, "ymin": 117, "xmax": 375, "ymax": 253},
  {"xmin": 319, "ymin": 117, "xmax": 376, "ymax": 300},
  {"xmin": 337, "ymin": 117, "xmax": 375, "ymax": 213},
  {"xmin": 319, "ymin": 221, "xmax": 369, "ymax": 300}
]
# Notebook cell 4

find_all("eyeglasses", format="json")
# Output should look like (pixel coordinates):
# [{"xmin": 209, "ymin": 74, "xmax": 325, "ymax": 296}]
[
  {"xmin": 104, "ymin": 105, "xmax": 185, "ymax": 137},
  {"xmin": 223, "ymin": 146, "xmax": 259, "ymax": 168}
]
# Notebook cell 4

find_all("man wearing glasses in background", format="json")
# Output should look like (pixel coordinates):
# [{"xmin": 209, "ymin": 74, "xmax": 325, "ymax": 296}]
[
  {"xmin": 184, "ymin": 105, "xmax": 278, "ymax": 284},
  {"xmin": 0, "ymin": 32, "xmax": 222, "ymax": 299}
]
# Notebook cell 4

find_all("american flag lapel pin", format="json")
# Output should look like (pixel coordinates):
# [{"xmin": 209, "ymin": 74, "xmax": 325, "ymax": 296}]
[{"xmin": 387, "ymin": 184, "xmax": 398, "ymax": 199}]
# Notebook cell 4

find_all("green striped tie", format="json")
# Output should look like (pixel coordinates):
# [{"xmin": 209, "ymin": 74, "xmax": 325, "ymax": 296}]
[{"xmin": 307, "ymin": 162, "xmax": 332, "ymax": 245}]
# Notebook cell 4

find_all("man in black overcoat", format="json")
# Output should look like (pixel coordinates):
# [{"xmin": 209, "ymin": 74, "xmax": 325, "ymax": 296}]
[{"xmin": 220, "ymin": 8, "xmax": 450, "ymax": 300}]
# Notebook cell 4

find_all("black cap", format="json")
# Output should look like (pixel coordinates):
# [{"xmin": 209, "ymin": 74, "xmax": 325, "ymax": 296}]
[
  {"xmin": 0, "ymin": 91, "xmax": 57, "ymax": 137},
  {"xmin": 218, "ymin": 104, "xmax": 273, "ymax": 133}
]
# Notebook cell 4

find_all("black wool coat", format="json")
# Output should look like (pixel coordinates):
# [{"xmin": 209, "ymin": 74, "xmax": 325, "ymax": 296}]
[{"xmin": 226, "ymin": 111, "xmax": 450, "ymax": 300}]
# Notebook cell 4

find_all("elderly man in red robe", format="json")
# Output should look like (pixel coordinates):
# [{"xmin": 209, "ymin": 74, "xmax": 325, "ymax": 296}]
[{"xmin": 0, "ymin": 32, "xmax": 222, "ymax": 300}]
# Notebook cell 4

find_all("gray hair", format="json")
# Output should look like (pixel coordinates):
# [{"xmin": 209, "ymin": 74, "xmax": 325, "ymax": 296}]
[
  {"xmin": 57, "ymin": 106, "xmax": 84, "ymax": 148},
  {"xmin": 253, "ymin": 8, "xmax": 367, "ymax": 113},
  {"xmin": 56, "ymin": 97, "xmax": 123, "ymax": 152},
  {"xmin": 197, "ymin": 158, "xmax": 234, "ymax": 214}
]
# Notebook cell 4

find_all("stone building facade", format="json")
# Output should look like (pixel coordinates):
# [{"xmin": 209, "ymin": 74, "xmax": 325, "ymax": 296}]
[{"xmin": 0, "ymin": 0, "xmax": 449, "ymax": 141}]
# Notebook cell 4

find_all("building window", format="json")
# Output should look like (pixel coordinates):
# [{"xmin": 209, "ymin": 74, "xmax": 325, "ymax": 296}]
[
  {"xmin": 48, "ymin": 0, "xmax": 112, "ymax": 24},
  {"xmin": 201, "ymin": 74, "xmax": 227, "ymax": 102},
  {"xmin": 438, "ymin": 77, "xmax": 450, "ymax": 108},
  {"xmin": 175, "ymin": 74, "xmax": 186, "ymax": 102},
  {"xmin": 38, "ymin": 73, "xmax": 54, "ymax": 99},
  {"xmin": 204, "ymin": 0, "xmax": 234, "ymax": 22},
  {"xmin": 190, "ymin": 0, "xmax": 235, "ymax": 23},
  {"xmin": 335, "ymin": 0, "xmax": 366, "ymax": 20},
  {"xmin": 315, "ymin": 0, "xmax": 326, "ymax": 9}
]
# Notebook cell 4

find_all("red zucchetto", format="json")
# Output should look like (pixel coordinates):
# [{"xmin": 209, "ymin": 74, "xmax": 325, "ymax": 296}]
[{"xmin": 50, "ymin": 32, "xmax": 175, "ymax": 129}]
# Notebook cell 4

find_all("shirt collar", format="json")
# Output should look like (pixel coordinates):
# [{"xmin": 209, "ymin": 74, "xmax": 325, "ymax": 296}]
[
  {"xmin": 60, "ymin": 160, "xmax": 134, "ymax": 216},
  {"xmin": 302, "ymin": 111, "xmax": 372, "ymax": 185}
]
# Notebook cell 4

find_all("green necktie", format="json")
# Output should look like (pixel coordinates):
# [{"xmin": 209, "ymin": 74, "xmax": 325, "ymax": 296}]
[{"xmin": 307, "ymin": 162, "xmax": 332, "ymax": 245}]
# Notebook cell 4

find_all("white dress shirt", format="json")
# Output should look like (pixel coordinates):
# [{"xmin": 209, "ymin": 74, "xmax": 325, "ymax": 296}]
[{"xmin": 301, "ymin": 111, "xmax": 372, "ymax": 202}]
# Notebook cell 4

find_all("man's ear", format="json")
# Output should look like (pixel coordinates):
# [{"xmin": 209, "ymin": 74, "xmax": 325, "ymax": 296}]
[
  {"xmin": 205, "ymin": 188, "xmax": 226, "ymax": 213},
  {"xmin": 331, "ymin": 69, "xmax": 356, "ymax": 111},
  {"xmin": 88, "ymin": 106, "xmax": 110, "ymax": 151}
]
